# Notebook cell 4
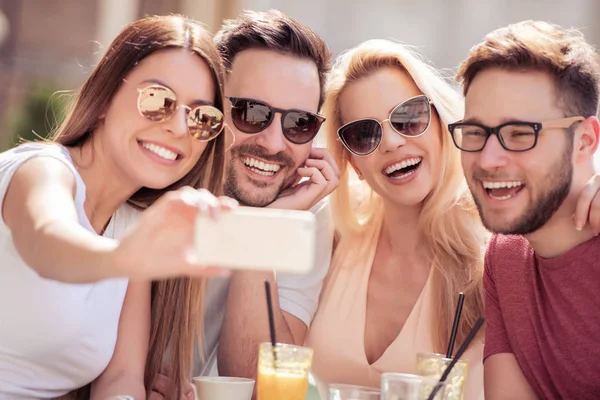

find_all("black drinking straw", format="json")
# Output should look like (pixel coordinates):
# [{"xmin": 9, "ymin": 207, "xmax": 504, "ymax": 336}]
[
  {"xmin": 264, "ymin": 280, "xmax": 277, "ymax": 364},
  {"xmin": 445, "ymin": 292, "xmax": 465, "ymax": 358},
  {"xmin": 426, "ymin": 317, "xmax": 485, "ymax": 400}
]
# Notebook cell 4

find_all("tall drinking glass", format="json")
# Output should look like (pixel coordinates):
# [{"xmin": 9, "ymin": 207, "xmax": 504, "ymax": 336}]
[
  {"xmin": 257, "ymin": 342, "xmax": 313, "ymax": 400},
  {"xmin": 415, "ymin": 353, "xmax": 468, "ymax": 400}
]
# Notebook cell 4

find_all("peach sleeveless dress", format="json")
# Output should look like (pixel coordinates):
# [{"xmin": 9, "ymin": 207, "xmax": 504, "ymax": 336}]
[{"xmin": 305, "ymin": 211, "xmax": 484, "ymax": 400}]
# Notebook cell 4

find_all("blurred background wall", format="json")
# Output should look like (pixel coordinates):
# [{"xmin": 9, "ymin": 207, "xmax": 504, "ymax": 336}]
[{"xmin": 0, "ymin": 0, "xmax": 599, "ymax": 151}]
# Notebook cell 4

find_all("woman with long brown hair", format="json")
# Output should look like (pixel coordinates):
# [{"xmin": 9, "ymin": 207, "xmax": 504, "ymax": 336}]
[{"xmin": 0, "ymin": 15, "xmax": 232, "ymax": 399}]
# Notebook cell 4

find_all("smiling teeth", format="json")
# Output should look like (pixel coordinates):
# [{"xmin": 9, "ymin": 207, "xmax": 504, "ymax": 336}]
[
  {"xmin": 384, "ymin": 157, "xmax": 422, "ymax": 175},
  {"xmin": 490, "ymin": 194, "xmax": 515, "ymax": 200},
  {"xmin": 141, "ymin": 142, "xmax": 177, "ymax": 161},
  {"xmin": 242, "ymin": 157, "xmax": 281, "ymax": 176},
  {"xmin": 482, "ymin": 181, "xmax": 523, "ymax": 189}
]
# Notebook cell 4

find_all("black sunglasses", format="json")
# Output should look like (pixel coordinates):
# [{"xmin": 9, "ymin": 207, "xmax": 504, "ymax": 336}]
[
  {"xmin": 337, "ymin": 95, "xmax": 433, "ymax": 156},
  {"xmin": 227, "ymin": 97, "xmax": 325, "ymax": 145}
]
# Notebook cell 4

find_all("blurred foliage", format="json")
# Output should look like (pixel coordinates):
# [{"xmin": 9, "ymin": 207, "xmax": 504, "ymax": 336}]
[{"xmin": 6, "ymin": 82, "xmax": 70, "ymax": 150}]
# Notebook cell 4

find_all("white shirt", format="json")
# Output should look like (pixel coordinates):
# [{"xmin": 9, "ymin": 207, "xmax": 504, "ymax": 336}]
[
  {"xmin": 0, "ymin": 143, "xmax": 129, "ymax": 399},
  {"xmin": 110, "ymin": 197, "xmax": 334, "ymax": 377},
  {"xmin": 195, "ymin": 198, "xmax": 334, "ymax": 376}
]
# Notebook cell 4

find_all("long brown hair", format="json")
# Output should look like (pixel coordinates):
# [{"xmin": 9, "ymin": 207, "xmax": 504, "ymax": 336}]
[
  {"xmin": 322, "ymin": 39, "xmax": 487, "ymax": 354},
  {"xmin": 51, "ymin": 15, "xmax": 226, "ymax": 399}
]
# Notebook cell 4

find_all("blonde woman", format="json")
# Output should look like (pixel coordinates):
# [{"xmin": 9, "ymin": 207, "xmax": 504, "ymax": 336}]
[{"xmin": 304, "ymin": 39, "xmax": 488, "ymax": 399}]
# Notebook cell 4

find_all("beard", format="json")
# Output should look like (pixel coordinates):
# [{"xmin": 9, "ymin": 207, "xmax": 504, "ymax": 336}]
[
  {"xmin": 223, "ymin": 143, "xmax": 295, "ymax": 207},
  {"xmin": 471, "ymin": 140, "xmax": 573, "ymax": 235}
]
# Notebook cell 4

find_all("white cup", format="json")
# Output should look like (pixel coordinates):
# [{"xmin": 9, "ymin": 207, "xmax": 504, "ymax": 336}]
[{"xmin": 192, "ymin": 376, "xmax": 255, "ymax": 400}]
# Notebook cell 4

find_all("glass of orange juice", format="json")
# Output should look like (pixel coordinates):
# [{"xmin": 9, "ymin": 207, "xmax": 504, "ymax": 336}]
[{"xmin": 257, "ymin": 342, "xmax": 313, "ymax": 400}]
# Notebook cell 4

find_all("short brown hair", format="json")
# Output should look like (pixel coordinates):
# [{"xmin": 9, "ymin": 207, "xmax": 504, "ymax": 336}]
[
  {"xmin": 214, "ymin": 9, "xmax": 331, "ymax": 109},
  {"xmin": 456, "ymin": 20, "xmax": 600, "ymax": 118}
]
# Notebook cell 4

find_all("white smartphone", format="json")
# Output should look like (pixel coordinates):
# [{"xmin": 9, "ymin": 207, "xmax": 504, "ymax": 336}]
[{"xmin": 194, "ymin": 207, "xmax": 316, "ymax": 274}]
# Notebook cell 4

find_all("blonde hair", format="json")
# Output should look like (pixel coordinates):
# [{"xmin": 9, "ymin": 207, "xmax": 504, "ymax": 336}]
[{"xmin": 322, "ymin": 39, "xmax": 488, "ymax": 353}]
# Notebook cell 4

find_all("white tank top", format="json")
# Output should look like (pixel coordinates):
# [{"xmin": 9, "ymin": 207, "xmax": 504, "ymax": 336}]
[{"xmin": 0, "ymin": 143, "xmax": 129, "ymax": 399}]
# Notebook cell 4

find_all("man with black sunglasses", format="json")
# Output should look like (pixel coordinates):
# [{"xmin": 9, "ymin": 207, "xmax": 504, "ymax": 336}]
[
  {"xmin": 148, "ymin": 10, "xmax": 336, "ymax": 398},
  {"xmin": 149, "ymin": 11, "xmax": 336, "ymax": 398},
  {"xmin": 211, "ymin": 9, "xmax": 338, "ymax": 383},
  {"xmin": 210, "ymin": 8, "xmax": 336, "ymax": 384},
  {"xmin": 452, "ymin": 21, "xmax": 600, "ymax": 399}
]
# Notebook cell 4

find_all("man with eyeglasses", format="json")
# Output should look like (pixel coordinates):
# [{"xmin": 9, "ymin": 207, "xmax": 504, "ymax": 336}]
[{"xmin": 451, "ymin": 21, "xmax": 600, "ymax": 399}]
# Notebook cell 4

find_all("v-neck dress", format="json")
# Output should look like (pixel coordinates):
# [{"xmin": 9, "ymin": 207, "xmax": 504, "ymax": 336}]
[{"xmin": 304, "ymin": 212, "xmax": 484, "ymax": 400}]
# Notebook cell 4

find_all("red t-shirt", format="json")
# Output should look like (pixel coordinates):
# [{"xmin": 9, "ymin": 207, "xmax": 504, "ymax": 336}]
[{"xmin": 484, "ymin": 234, "xmax": 600, "ymax": 399}]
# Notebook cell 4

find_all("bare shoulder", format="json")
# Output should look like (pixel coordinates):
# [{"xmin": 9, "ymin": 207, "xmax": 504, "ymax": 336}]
[{"xmin": 3, "ymin": 154, "xmax": 77, "ymax": 228}]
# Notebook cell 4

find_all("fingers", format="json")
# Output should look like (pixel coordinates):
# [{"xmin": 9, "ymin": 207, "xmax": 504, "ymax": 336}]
[
  {"xmin": 150, "ymin": 374, "xmax": 195, "ymax": 400},
  {"xmin": 292, "ymin": 166, "xmax": 329, "ymax": 208},
  {"xmin": 309, "ymin": 147, "xmax": 341, "ymax": 178},
  {"xmin": 192, "ymin": 265, "xmax": 231, "ymax": 278},
  {"xmin": 151, "ymin": 372, "xmax": 171, "ymax": 396},
  {"xmin": 147, "ymin": 391, "xmax": 165, "ymax": 400},
  {"xmin": 304, "ymin": 158, "xmax": 339, "ymax": 196},
  {"xmin": 165, "ymin": 187, "xmax": 237, "ymax": 220},
  {"xmin": 297, "ymin": 166, "xmax": 327, "ymax": 188},
  {"xmin": 217, "ymin": 195, "xmax": 239, "ymax": 211},
  {"xmin": 272, "ymin": 161, "xmax": 339, "ymax": 210},
  {"xmin": 573, "ymin": 175, "xmax": 600, "ymax": 231},
  {"xmin": 184, "ymin": 381, "xmax": 195, "ymax": 400},
  {"xmin": 305, "ymin": 148, "xmax": 341, "ymax": 199},
  {"xmin": 289, "ymin": 172, "xmax": 303, "ymax": 189},
  {"xmin": 179, "ymin": 187, "xmax": 219, "ymax": 212}
]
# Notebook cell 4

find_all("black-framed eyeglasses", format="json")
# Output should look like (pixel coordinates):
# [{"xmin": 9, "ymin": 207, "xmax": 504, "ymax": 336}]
[
  {"xmin": 448, "ymin": 116, "xmax": 585, "ymax": 152},
  {"xmin": 227, "ymin": 97, "xmax": 325, "ymax": 145},
  {"xmin": 337, "ymin": 95, "xmax": 433, "ymax": 156}
]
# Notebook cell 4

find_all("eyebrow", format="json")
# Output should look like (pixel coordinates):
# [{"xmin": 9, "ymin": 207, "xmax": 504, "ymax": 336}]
[
  {"xmin": 228, "ymin": 96, "xmax": 269, "ymax": 106},
  {"xmin": 140, "ymin": 79, "xmax": 214, "ymax": 106},
  {"xmin": 461, "ymin": 117, "xmax": 484, "ymax": 124},
  {"xmin": 461, "ymin": 116, "xmax": 529, "ymax": 126}
]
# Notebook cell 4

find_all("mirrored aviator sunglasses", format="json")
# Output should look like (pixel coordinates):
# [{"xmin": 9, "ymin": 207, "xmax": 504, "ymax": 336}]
[
  {"xmin": 137, "ymin": 85, "xmax": 225, "ymax": 141},
  {"xmin": 228, "ymin": 97, "xmax": 325, "ymax": 145},
  {"xmin": 337, "ymin": 95, "xmax": 433, "ymax": 156}
]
